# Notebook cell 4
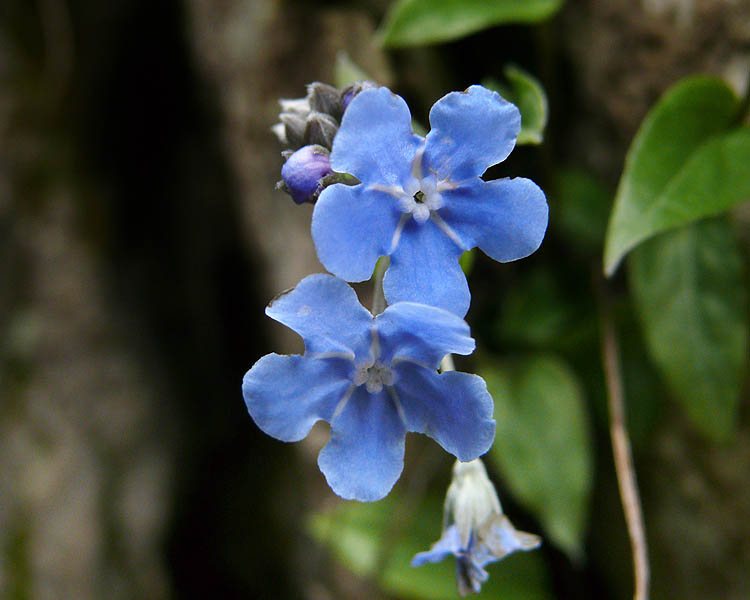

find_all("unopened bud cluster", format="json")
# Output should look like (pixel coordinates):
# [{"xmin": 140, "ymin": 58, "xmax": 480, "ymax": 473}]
[{"xmin": 274, "ymin": 81, "xmax": 374, "ymax": 204}]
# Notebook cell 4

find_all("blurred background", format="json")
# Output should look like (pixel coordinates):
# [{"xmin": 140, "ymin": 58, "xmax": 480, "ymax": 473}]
[{"xmin": 1, "ymin": 0, "xmax": 749, "ymax": 598}]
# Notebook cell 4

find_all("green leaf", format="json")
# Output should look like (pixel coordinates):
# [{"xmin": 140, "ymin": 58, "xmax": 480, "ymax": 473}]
[
  {"xmin": 483, "ymin": 66, "xmax": 548, "ymax": 145},
  {"xmin": 603, "ymin": 75, "xmax": 750, "ymax": 275},
  {"xmin": 628, "ymin": 217, "xmax": 747, "ymax": 440},
  {"xmin": 608, "ymin": 309, "xmax": 665, "ymax": 450},
  {"xmin": 481, "ymin": 356, "xmax": 593, "ymax": 558},
  {"xmin": 553, "ymin": 168, "xmax": 611, "ymax": 251},
  {"xmin": 309, "ymin": 499, "xmax": 384, "ymax": 577},
  {"xmin": 334, "ymin": 52, "xmax": 373, "ymax": 89},
  {"xmin": 379, "ymin": 0, "xmax": 563, "ymax": 47},
  {"xmin": 309, "ymin": 494, "xmax": 553, "ymax": 600},
  {"xmin": 496, "ymin": 268, "xmax": 574, "ymax": 346}
]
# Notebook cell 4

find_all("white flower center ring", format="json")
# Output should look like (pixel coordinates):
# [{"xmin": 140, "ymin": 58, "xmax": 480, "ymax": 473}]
[
  {"xmin": 366, "ymin": 146, "xmax": 464, "ymax": 253},
  {"xmin": 353, "ymin": 360, "xmax": 394, "ymax": 394}
]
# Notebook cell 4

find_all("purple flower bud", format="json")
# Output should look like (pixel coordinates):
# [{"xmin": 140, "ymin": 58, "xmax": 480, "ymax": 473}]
[
  {"xmin": 341, "ymin": 81, "xmax": 377, "ymax": 112},
  {"xmin": 281, "ymin": 145, "xmax": 333, "ymax": 204}
]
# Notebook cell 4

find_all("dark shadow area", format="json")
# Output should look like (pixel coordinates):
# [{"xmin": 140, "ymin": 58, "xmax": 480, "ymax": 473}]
[{"xmin": 67, "ymin": 0, "xmax": 300, "ymax": 597}]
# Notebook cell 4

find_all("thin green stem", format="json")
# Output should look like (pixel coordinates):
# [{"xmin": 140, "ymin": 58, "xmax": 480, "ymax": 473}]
[{"xmin": 371, "ymin": 257, "xmax": 389, "ymax": 315}]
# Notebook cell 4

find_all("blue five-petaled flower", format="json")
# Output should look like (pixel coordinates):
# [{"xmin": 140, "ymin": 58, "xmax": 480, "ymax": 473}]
[
  {"xmin": 312, "ymin": 85, "xmax": 549, "ymax": 317},
  {"xmin": 242, "ymin": 274, "xmax": 496, "ymax": 501}
]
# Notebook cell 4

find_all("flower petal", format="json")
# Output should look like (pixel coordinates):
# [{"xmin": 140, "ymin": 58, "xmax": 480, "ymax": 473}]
[
  {"xmin": 375, "ymin": 302, "xmax": 474, "ymax": 369},
  {"xmin": 395, "ymin": 364, "xmax": 495, "ymax": 461},
  {"xmin": 440, "ymin": 177, "xmax": 548, "ymax": 263},
  {"xmin": 423, "ymin": 85, "xmax": 520, "ymax": 182},
  {"xmin": 318, "ymin": 386, "xmax": 406, "ymax": 501},
  {"xmin": 266, "ymin": 274, "xmax": 373, "ymax": 356},
  {"xmin": 330, "ymin": 87, "xmax": 423, "ymax": 187},
  {"xmin": 411, "ymin": 525, "xmax": 463, "ymax": 566},
  {"xmin": 383, "ymin": 219, "xmax": 469, "ymax": 317},
  {"xmin": 479, "ymin": 514, "xmax": 542, "ymax": 563},
  {"xmin": 312, "ymin": 183, "xmax": 402, "ymax": 282},
  {"xmin": 242, "ymin": 354, "xmax": 353, "ymax": 442},
  {"xmin": 456, "ymin": 554, "xmax": 489, "ymax": 596}
]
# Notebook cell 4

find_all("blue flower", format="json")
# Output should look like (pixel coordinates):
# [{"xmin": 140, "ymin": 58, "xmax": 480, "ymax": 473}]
[
  {"xmin": 412, "ymin": 460, "xmax": 541, "ymax": 595},
  {"xmin": 312, "ymin": 85, "xmax": 548, "ymax": 317},
  {"xmin": 242, "ymin": 274, "xmax": 496, "ymax": 501}
]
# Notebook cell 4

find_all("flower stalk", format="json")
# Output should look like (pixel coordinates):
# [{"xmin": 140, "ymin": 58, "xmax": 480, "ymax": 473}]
[
  {"xmin": 596, "ymin": 273, "xmax": 650, "ymax": 600},
  {"xmin": 372, "ymin": 256, "xmax": 389, "ymax": 316}
]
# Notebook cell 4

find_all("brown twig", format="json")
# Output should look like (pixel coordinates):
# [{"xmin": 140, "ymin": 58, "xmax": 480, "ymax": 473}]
[{"xmin": 595, "ymin": 273, "xmax": 650, "ymax": 600}]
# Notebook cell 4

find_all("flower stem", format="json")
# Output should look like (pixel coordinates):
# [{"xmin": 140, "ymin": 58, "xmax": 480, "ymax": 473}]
[
  {"xmin": 319, "ymin": 171, "xmax": 361, "ymax": 188},
  {"xmin": 595, "ymin": 272, "xmax": 650, "ymax": 600},
  {"xmin": 371, "ymin": 257, "xmax": 389, "ymax": 315}
]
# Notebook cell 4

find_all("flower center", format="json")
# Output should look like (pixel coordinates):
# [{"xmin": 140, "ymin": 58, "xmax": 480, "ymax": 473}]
[
  {"xmin": 353, "ymin": 360, "xmax": 394, "ymax": 394},
  {"xmin": 367, "ymin": 148, "xmax": 456, "ymax": 227},
  {"xmin": 399, "ymin": 176, "xmax": 444, "ymax": 224}
]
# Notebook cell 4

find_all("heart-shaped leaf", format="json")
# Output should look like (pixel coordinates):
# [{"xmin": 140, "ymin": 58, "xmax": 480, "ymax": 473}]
[{"xmin": 604, "ymin": 76, "xmax": 749, "ymax": 275}]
